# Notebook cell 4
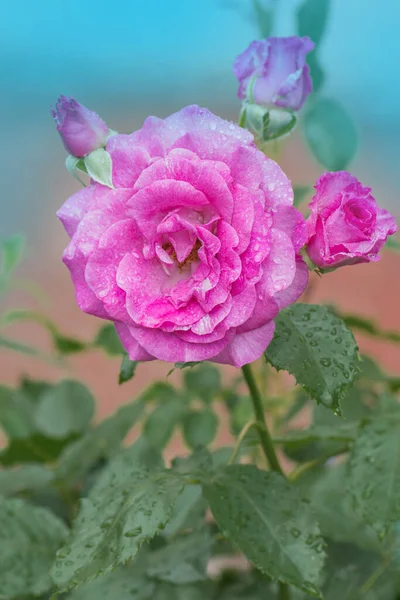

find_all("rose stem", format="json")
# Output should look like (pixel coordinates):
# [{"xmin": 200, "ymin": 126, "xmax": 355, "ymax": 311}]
[
  {"xmin": 279, "ymin": 581, "xmax": 291, "ymax": 600},
  {"xmin": 241, "ymin": 363, "xmax": 284, "ymax": 476},
  {"xmin": 241, "ymin": 362, "xmax": 291, "ymax": 600}
]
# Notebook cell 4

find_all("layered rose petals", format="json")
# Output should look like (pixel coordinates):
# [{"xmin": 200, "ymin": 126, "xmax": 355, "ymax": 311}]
[
  {"xmin": 58, "ymin": 105, "xmax": 308, "ymax": 367},
  {"xmin": 306, "ymin": 171, "xmax": 397, "ymax": 269}
]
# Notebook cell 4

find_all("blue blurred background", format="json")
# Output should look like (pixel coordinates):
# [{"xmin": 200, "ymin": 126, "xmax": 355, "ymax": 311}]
[
  {"xmin": 1, "ymin": 0, "xmax": 399, "ymax": 239},
  {"xmin": 1, "ymin": 0, "xmax": 399, "ymax": 406}
]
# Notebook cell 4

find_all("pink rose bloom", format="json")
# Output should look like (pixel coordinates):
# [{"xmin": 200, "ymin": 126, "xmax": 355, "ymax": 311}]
[
  {"xmin": 306, "ymin": 172, "xmax": 397, "ymax": 269},
  {"xmin": 57, "ymin": 106, "xmax": 307, "ymax": 367}
]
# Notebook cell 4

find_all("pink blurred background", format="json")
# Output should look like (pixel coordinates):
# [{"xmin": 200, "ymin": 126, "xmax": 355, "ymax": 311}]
[{"xmin": 1, "ymin": 0, "xmax": 399, "ymax": 420}]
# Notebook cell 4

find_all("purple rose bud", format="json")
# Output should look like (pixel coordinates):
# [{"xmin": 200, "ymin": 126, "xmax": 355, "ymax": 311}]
[
  {"xmin": 233, "ymin": 36, "xmax": 315, "ymax": 112},
  {"xmin": 51, "ymin": 96, "xmax": 109, "ymax": 158},
  {"xmin": 305, "ymin": 171, "xmax": 397, "ymax": 269}
]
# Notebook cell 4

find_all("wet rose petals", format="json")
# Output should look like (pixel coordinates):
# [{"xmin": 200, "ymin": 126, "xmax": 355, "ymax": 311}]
[{"xmin": 58, "ymin": 105, "xmax": 308, "ymax": 366}]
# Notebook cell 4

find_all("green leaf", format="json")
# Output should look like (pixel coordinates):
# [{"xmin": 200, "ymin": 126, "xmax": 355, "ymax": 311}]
[
  {"xmin": 261, "ymin": 110, "xmax": 270, "ymax": 140},
  {"xmin": 211, "ymin": 445, "xmax": 249, "ymax": 467},
  {"xmin": 162, "ymin": 484, "xmax": 205, "ymax": 537},
  {"xmin": 293, "ymin": 185, "xmax": 313, "ymax": 208},
  {"xmin": 0, "ymin": 435, "xmax": 75, "ymax": 466},
  {"xmin": 211, "ymin": 446, "xmax": 233, "ymax": 467},
  {"xmin": 373, "ymin": 393, "xmax": 400, "ymax": 416},
  {"xmin": 65, "ymin": 154, "xmax": 79, "ymax": 172},
  {"xmin": 0, "ymin": 335, "xmax": 45, "ymax": 358},
  {"xmin": 153, "ymin": 581, "xmax": 215, "ymax": 600},
  {"xmin": 341, "ymin": 313, "xmax": 400, "ymax": 343},
  {"xmin": 265, "ymin": 304, "xmax": 360, "ymax": 413},
  {"xmin": 357, "ymin": 354, "xmax": 387, "ymax": 383},
  {"xmin": 277, "ymin": 421, "xmax": 357, "ymax": 447},
  {"xmin": 313, "ymin": 382, "xmax": 370, "ymax": 425},
  {"xmin": 54, "ymin": 333, "xmax": 88, "ymax": 354},
  {"xmin": 297, "ymin": 0, "xmax": 330, "ymax": 95},
  {"xmin": 65, "ymin": 155, "xmax": 87, "ymax": 186},
  {"xmin": 174, "ymin": 361, "xmax": 200, "ymax": 370},
  {"xmin": 348, "ymin": 415, "xmax": 400, "ymax": 537},
  {"xmin": 252, "ymin": 0, "xmax": 275, "ymax": 37},
  {"xmin": 230, "ymin": 395, "xmax": 255, "ymax": 437},
  {"xmin": 65, "ymin": 566, "xmax": 155, "ymax": 600},
  {"xmin": 0, "ymin": 382, "xmax": 82, "ymax": 465},
  {"xmin": 303, "ymin": 98, "xmax": 357, "ymax": 171},
  {"xmin": 92, "ymin": 436, "xmax": 163, "ymax": 485},
  {"xmin": 172, "ymin": 447, "xmax": 213, "ymax": 475},
  {"xmin": 305, "ymin": 465, "xmax": 380, "ymax": 551},
  {"xmin": 217, "ymin": 571, "xmax": 275, "ymax": 600},
  {"xmin": 0, "ymin": 464, "xmax": 54, "ymax": 496},
  {"xmin": 387, "ymin": 378, "xmax": 400, "ymax": 394},
  {"xmin": 51, "ymin": 441, "xmax": 184, "ymax": 591},
  {"xmin": 1, "ymin": 309, "xmax": 88, "ymax": 355},
  {"xmin": 0, "ymin": 234, "xmax": 25, "ymax": 278},
  {"xmin": 0, "ymin": 496, "xmax": 68, "ymax": 599},
  {"xmin": 119, "ymin": 355, "xmax": 138, "ymax": 384},
  {"xmin": 307, "ymin": 52, "xmax": 325, "ymax": 94},
  {"xmin": 20, "ymin": 377, "xmax": 52, "ymax": 403},
  {"xmin": 144, "ymin": 400, "xmax": 185, "ymax": 449},
  {"xmin": 35, "ymin": 380, "xmax": 95, "ymax": 438},
  {"xmin": 385, "ymin": 235, "xmax": 400, "ymax": 253},
  {"xmin": 0, "ymin": 385, "xmax": 36, "ymax": 438},
  {"xmin": 182, "ymin": 409, "xmax": 219, "ymax": 449},
  {"xmin": 94, "ymin": 324, "xmax": 125, "ymax": 355},
  {"xmin": 203, "ymin": 465, "xmax": 325, "ymax": 596},
  {"xmin": 183, "ymin": 362, "xmax": 221, "ymax": 403},
  {"xmin": 84, "ymin": 148, "xmax": 114, "ymax": 188},
  {"xmin": 320, "ymin": 541, "xmax": 389, "ymax": 600},
  {"xmin": 297, "ymin": 0, "xmax": 330, "ymax": 46},
  {"xmin": 146, "ymin": 530, "xmax": 213, "ymax": 584},
  {"xmin": 141, "ymin": 381, "xmax": 179, "ymax": 404},
  {"xmin": 165, "ymin": 450, "xmax": 210, "ymax": 535},
  {"xmin": 243, "ymin": 103, "xmax": 297, "ymax": 142},
  {"xmin": 266, "ymin": 110, "xmax": 298, "ymax": 141},
  {"xmin": 278, "ymin": 390, "xmax": 310, "ymax": 427},
  {"xmin": 56, "ymin": 398, "xmax": 145, "ymax": 484}
]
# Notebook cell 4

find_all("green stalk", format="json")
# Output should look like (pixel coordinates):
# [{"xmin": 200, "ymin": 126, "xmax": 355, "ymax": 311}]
[
  {"xmin": 241, "ymin": 363, "xmax": 284, "ymax": 476},
  {"xmin": 241, "ymin": 363, "xmax": 290, "ymax": 600},
  {"xmin": 278, "ymin": 581, "xmax": 291, "ymax": 600}
]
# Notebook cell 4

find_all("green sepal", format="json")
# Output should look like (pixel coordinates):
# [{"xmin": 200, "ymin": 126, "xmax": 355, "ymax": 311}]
[{"xmin": 84, "ymin": 148, "xmax": 114, "ymax": 189}]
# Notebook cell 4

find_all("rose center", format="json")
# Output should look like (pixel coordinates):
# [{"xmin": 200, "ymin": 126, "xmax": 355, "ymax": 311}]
[
  {"xmin": 162, "ymin": 239, "xmax": 202, "ymax": 271},
  {"xmin": 348, "ymin": 202, "xmax": 371, "ymax": 221}
]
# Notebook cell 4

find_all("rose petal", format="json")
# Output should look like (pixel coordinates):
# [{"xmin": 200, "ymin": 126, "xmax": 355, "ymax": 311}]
[
  {"xmin": 115, "ymin": 322, "xmax": 154, "ymax": 361},
  {"xmin": 213, "ymin": 321, "xmax": 275, "ymax": 367}
]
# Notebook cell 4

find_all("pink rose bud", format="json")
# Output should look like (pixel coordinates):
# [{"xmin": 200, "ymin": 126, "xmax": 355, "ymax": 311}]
[
  {"xmin": 233, "ymin": 36, "xmax": 315, "ymax": 112},
  {"xmin": 51, "ymin": 96, "xmax": 109, "ymax": 158},
  {"xmin": 306, "ymin": 172, "xmax": 397, "ymax": 269}
]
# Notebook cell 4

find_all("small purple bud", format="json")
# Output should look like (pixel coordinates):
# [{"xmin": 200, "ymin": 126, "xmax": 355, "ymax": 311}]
[
  {"xmin": 233, "ymin": 36, "xmax": 315, "ymax": 112},
  {"xmin": 51, "ymin": 96, "xmax": 109, "ymax": 157}
]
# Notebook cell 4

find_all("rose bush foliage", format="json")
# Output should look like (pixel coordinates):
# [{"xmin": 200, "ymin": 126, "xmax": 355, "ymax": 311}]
[{"xmin": 58, "ymin": 105, "xmax": 308, "ymax": 367}]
